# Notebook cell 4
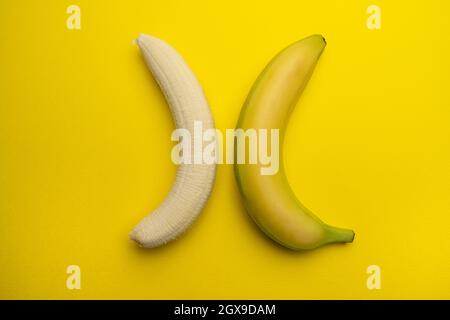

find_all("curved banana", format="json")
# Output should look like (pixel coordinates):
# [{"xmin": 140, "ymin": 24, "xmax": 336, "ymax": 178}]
[
  {"xmin": 235, "ymin": 35, "xmax": 354, "ymax": 250},
  {"xmin": 130, "ymin": 34, "xmax": 216, "ymax": 248}
]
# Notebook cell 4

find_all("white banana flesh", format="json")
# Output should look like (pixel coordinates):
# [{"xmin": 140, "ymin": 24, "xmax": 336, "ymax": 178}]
[{"xmin": 130, "ymin": 34, "xmax": 216, "ymax": 248}]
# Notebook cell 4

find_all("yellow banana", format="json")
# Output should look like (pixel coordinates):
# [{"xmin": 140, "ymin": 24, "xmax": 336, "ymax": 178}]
[{"xmin": 235, "ymin": 35, "xmax": 354, "ymax": 250}]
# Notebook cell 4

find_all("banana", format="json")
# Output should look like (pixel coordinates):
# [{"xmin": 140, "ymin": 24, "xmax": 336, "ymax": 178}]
[
  {"xmin": 130, "ymin": 34, "xmax": 216, "ymax": 248},
  {"xmin": 235, "ymin": 35, "xmax": 354, "ymax": 250}
]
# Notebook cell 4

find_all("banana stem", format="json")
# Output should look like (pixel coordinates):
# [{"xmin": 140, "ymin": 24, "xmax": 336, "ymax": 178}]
[{"xmin": 323, "ymin": 225, "xmax": 355, "ymax": 244}]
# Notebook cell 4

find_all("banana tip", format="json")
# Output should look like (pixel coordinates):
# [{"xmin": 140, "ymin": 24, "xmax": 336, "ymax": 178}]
[
  {"xmin": 129, "ymin": 229, "xmax": 145, "ymax": 247},
  {"xmin": 134, "ymin": 34, "xmax": 146, "ymax": 47},
  {"xmin": 134, "ymin": 33, "xmax": 149, "ymax": 47}
]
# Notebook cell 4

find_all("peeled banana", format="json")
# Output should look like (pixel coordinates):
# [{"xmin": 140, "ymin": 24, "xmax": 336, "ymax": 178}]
[
  {"xmin": 130, "ymin": 34, "xmax": 216, "ymax": 248},
  {"xmin": 235, "ymin": 35, "xmax": 355, "ymax": 250}
]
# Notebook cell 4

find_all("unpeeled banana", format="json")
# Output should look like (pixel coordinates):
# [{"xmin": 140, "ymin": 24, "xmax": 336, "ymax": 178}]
[
  {"xmin": 129, "ymin": 34, "xmax": 216, "ymax": 248},
  {"xmin": 234, "ymin": 35, "xmax": 355, "ymax": 250}
]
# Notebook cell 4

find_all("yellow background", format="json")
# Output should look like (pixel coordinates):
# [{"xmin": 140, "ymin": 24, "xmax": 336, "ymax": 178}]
[{"xmin": 1, "ymin": 0, "xmax": 449, "ymax": 299}]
